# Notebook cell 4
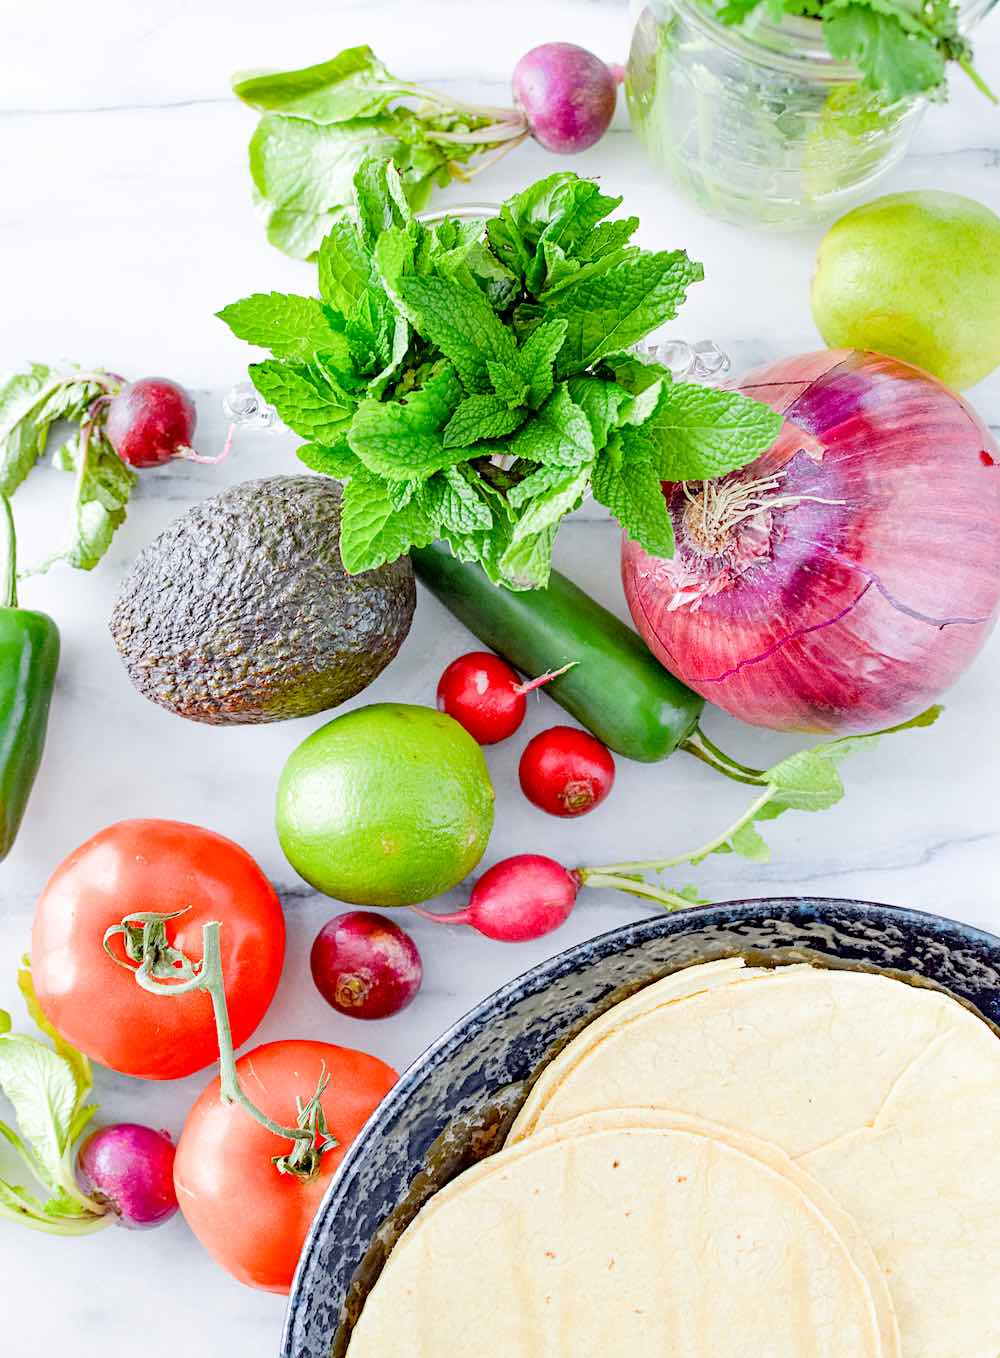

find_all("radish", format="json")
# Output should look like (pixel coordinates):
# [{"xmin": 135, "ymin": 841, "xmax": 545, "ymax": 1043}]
[
  {"xmin": 310, "ymin": 911, "xmax": 422, "ymax": 1019},
  {"xmin": 436, "ymin": 652, "xmax": 575, "ymax": 745},
  {"xmin": 76, "ymin": 1123, "xmax": 178, "ymax": 1229},
  {"xmin": 512, "ymin": 43, "xmax": 620, "ymax": 154},
  {"xmin": 414, "ymin": 855, "xmax": 581, "ymax": 943},
  {"xmin": 106, "ymin": 377, "xmax": 231, "ymax": 468},
  {"xmin": 519, "ymin": 725, "xmax": 616, "ymax": 817}
]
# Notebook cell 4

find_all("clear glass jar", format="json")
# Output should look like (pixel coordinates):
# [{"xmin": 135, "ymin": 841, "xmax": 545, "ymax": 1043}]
[{"xmin": 626, "ymin": 0, "xmax": 996, "ymax": 228}]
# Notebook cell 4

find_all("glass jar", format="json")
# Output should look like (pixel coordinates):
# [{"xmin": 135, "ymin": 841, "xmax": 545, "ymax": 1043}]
[{"xmin": 626, "ymin": 0, "xmax": 996, "ymax": 228}]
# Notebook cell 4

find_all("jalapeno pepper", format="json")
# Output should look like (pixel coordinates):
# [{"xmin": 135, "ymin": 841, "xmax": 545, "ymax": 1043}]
[{"xmin": 0, "ymin": 496, "xmax": 60, "ymax": 860}]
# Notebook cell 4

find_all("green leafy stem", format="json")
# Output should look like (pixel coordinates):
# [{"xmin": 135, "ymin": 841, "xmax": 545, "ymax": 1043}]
[
  {"xmin": 104, "ymin": 916, "xmax": 337, "ymax": 1181},
  {"xmin": 575, "ymin": 706, "xmax": 942, "ymax": 907}
]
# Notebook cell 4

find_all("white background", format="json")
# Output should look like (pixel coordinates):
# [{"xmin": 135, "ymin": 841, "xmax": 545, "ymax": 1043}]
[{"xmin": 1, "ymin": 1, "xmax": 998, "ymax": 1353}]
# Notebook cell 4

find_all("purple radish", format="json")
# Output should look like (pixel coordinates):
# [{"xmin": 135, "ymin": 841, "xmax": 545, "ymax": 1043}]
[
  {"xmin": 76, "ymin": 1123, "xmax": 179, "ymax": 1229},
  {"xmin": 512, "ymin": 43, "xmax": 619, "ymax": 153},
  {"xmin": 310, "ymin": 910, "xmax": 423, "ymax": 1019}
]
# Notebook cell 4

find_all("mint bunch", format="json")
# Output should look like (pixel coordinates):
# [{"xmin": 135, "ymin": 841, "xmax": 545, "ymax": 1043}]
[
  {"xmin": 221, "ymin": 166, "xmax": 782, "ymax": 590},
  {"xmin": 713, "ymin": 0, "xmax": 994, "ymax": 102}
]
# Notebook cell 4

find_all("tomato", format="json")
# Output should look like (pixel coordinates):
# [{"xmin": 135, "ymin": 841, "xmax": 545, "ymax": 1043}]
[
  {"xmin": 31, "ymin": 819, "xmax": 285, "ymax": 1080},
  {"xmin": 174, "ymin": 1039, "xmax": 397, "ymax": 1292}
]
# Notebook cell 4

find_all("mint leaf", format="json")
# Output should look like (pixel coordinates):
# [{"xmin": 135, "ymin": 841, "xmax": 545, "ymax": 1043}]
[
  {"xmin": 395, "ymin": 274, "xmax": 520, "ymax": 392},
  {"xmin": 592, "ymin": 431, "xmax": 675, "ymax": 557},
  {"xmin": 542, "ymin": 250, "xmax": 705, "ymax": 376},
  {"xmin": 297, "ymin": 439, "xmax": 363, "ymax": 478},
  {"xmin": 499, "ymin": 524, "xmax": 559, "ymax": 590},
  {"xmin": 566, "ymin": 376, "xmax": 630, "ymax": 448},
  {"xmin": 249, "ymin": 360, "xmax": 355, "ymax": 442},
  {"xmin": 233, "ymin": 46, "xmax": 412, "ymax": 123},
  {"xmin": 347, "ymin": 365, "xmax": 473, "ymax": 477},
  {"xmin": 509, "ymin": 467, "xmax": 590, "ymax": 540},
  {"xmin": 487, "ymin": 362, "xmax": 530, "ymax": 409},
  {"xmin": 426, "ymin": 466, "xmax": 493, "ymax": 533},
  {"xmin": 516, "ymin": 318, "xmax": 568, "ymax": 408},
  {"xmin": 823, "ymin": 3, "xmax": 946, "ymax": 98},
  {"xmin": 600, "ymin": 352, "xmax": 671, "ymax": 396},
  {"xmin": 217, "ymin": 293, "xmax": 351, "ymax": 364},
  {"xmin": 354, "ymin": 157, "xmax": 413, "ymax": 249},
  {"xmin": 510, "ymin": 385, "xmax": 595, "ymax": 467},
  {"xmin": 318, "ymin": 221, "xmax": 377, "ymax": 312},
  {"xmin": 443, "ymin": 395, "xmax": 525, "ymax": 448},
  {"xmin": 506, "ymin": 463, "xmax": 579, "ymax": 508},
  {"xmin": 339, "ymin": 465, "xmax": 437, "ymax": 572},
  {"xmin": 638, "ymin": 381, "xmax": 783, "ymax": 481}
]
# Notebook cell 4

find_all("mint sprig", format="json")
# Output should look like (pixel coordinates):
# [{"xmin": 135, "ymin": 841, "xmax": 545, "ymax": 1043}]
[{"xmin": 221, "ymin": 164, "xmax": 782, "ymax": 590}]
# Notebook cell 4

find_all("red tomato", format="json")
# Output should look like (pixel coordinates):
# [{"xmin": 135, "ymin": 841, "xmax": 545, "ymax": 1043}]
[
  {"xmin": 175, "ymin": 1039, "xmax": 397, "ymax": 1292},
  {"xmin": 31, "ymin": 819, "xmax": 285, "ymax": 1080}
]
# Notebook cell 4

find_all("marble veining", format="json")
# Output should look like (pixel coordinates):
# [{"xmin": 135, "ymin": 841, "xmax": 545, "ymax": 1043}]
[{"xmin": 1, "ymin": 2, "xmax": 998, "ymax": 1355}]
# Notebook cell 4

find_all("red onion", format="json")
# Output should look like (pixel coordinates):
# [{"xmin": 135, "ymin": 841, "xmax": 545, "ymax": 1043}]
[{"xmin": 622, "ymin": 350, "xmax": 1000, "ymax": 734}]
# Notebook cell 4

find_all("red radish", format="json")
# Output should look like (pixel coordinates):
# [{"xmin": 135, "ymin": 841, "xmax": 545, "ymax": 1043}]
[
  {"xmin": 512, "ymin": 43, "xmax": 619, "ymax": 153},
  {"xmin": 519, "ymin": 725, "xmax": 615, "ymax": 817},
  {"xmin": 106, "ymin": 378, "xmax": 198, "ymax": 468},
  {"xmin": 76, "ymin": 1123, "xmax": 178, "ymax": 1229},
  {"xmin": 622, "ymin": 349, "xmax": 1000, "ymax": 734},
  {"xmin": 310, "ymin": 910, "xmax": 422, "ymax": 1019},
  {"xmin": 414, "ymin": 855, "xmax": 580, "ymax": 942},
  {"xmin": 436, "ymin": 652, "xmax": 574, "ymax": 745}
]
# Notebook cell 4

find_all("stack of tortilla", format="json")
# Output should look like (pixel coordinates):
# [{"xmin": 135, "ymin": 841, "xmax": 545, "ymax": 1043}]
[{"xmin": 347, "ymin": 959, "xmax": 1000, "ymax": 1357}]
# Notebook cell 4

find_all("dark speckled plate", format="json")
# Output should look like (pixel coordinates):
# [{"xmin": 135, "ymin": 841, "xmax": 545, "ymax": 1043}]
[{"xmin": 282, "ymin": 897, "xmax": 1000, "ymax": 1358}]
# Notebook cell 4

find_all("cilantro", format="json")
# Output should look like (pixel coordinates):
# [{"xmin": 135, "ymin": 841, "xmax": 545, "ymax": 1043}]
[
  {"xmin": 222, "ymin": 165, "xmax": 783, "ymax": 589},
  {"xmin": 706, "ymin": 0, "xmax": 992, "ymax": 101}
]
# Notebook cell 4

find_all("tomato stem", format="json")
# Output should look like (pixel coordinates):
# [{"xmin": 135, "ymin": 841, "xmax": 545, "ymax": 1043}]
[{"xmin": 105, "ymin": 914, "xmax": 336, "ymax": 1181}]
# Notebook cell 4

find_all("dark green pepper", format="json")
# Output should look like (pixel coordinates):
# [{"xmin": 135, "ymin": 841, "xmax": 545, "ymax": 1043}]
[{"xmin": 0, "ymin": 496, "xmax": 60, "ymax": 860}]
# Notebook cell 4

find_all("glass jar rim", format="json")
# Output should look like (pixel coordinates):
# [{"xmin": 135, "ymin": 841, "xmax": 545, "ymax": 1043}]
[{"xmin": 640, "ymin": 0, "xmax": 995, "ymax": 85}]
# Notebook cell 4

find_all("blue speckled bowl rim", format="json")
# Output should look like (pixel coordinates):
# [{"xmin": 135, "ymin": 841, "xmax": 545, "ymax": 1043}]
[{"xmin": 282, "ymin": 896, "xmax": 1000, "ymax": 1356}]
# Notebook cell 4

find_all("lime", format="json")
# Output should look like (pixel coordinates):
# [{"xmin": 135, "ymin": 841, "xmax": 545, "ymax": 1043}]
[
  {"xmin": 811, "ymin": 191, "xmax": 1000, "ymax": 390},
  {"xmin": 276, "ymin": 703, "xmax": 495, "ymax": 907}
]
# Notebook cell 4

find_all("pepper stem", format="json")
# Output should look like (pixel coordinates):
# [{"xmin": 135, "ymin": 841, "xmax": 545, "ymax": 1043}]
[
  {"xmin": 107, "ymin": 916, "xmax": 336, "ymax": 1181},
  {"xmin": 0, "ymin": 495, "xmax": 18, "ymax": 608}
]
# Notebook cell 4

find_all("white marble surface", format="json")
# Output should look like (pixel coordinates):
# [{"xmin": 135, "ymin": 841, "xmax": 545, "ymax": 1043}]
[{"xmin": 1, "ymin": 0, "xmax": 999, "ymax": 1352}]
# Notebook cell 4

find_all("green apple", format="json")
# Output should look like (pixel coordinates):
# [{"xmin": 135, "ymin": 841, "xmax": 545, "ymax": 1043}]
[{"xmin": 811, "ymin": 190, "xmax": 1000, "ymax": 390}]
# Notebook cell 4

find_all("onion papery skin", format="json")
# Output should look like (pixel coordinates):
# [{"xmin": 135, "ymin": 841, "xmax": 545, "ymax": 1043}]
[{"xmin": 622, "ymin": 350, "xmax": 1000, "ymax": 734}]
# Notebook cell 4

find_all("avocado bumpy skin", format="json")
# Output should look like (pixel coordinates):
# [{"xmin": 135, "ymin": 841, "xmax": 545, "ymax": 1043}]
[{"xmin": 110, "ymin": 475, "xmax": 416, "ymax": 724}]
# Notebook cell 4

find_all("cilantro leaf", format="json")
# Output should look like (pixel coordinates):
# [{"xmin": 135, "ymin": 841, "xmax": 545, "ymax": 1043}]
[
  {"xmin": 637, "ymin": 380, "xmax": 783, "ymax": 481},
  {"xmin": 509, "ymin": 385, "xmax": 595, "ymax": 467},
  {"xmin": 249, "ymin": 359, "xmax": 355, "ymax": 443},
  {"xmin": 592, "ymin": 431, "xmax": 676, "ymax": 557},
  {"xmin": 823, "ymin": 2, "xmax": 946, "ymax": 99},
  {"xmin": 217, "ymin": 293, "xmax": 351, "ymax": 364}
]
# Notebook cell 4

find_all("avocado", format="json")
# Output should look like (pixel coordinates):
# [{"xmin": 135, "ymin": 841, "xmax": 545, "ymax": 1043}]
[{"xmin": 110, "ymin": 475, "xmax": 415, "ymax": 724}]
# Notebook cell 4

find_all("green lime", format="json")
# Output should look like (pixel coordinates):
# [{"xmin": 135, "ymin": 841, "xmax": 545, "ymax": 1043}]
[
  {"xmin": 276, "ymin": 702, "xmax": 495, "ymax": 907},
  {"xmin": 812, "ymin": 191, "xmax": 1000, "ymax": 391}
]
